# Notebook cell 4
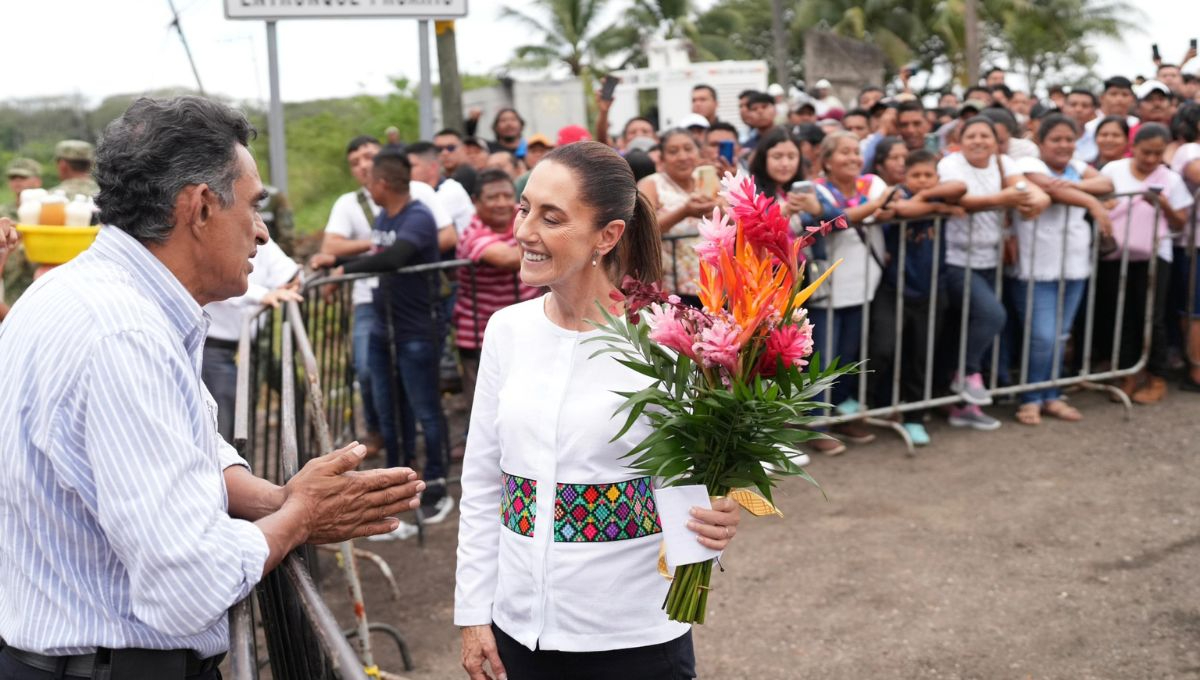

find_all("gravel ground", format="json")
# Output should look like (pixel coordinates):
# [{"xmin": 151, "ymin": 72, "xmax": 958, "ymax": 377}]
[{"xmin": 316, "ymin": 387, "xmax": 1200, "ymax": 680}]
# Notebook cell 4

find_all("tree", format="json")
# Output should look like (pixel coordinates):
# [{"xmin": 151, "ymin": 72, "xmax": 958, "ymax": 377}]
[
  {"xmin": 608, "ymin": 0, "xmax": 745, "ymax": 68},
  {"xmin": 997, "ymin": 0, "xmax": 1137, "ymax": 93},
  {"xmin": 500, "ymin": 0, "xmax": 624, "ymax": 77}
]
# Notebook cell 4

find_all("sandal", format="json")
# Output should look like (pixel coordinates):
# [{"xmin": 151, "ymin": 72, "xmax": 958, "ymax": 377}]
[
  {"xmin": 1015, "ymin": 403, "xmax": 1041, "ymax": 426},
  {"xmin": 1041, "ymin": 400, "xmax": 1082, "ymax": 422}
]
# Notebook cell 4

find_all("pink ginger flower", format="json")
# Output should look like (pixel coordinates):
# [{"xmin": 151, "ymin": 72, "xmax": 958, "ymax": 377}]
[
  {"xmin": 645, "ymin": 303, "xmax": 699, "ymax": 361},
  {"xmin": 694, "ymin": 207, "xmax": 736, "ymax": 266},
  {"xmin": 757, "ymin": 320, "xmax": 815, "ymax": 376},
  {"xmin": 693, "ymin": 318, "xmax": 743, "ymax": 375}
]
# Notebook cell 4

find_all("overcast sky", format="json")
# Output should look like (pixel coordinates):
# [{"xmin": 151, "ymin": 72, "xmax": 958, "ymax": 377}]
[{"xmin": 1, "ymin": 0, "xmax": 1196, "ymax": 105}]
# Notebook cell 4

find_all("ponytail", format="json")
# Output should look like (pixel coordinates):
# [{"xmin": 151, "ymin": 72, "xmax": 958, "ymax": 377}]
[{"xmin": 611, "ymin": 190, "xmax": 662, "ymax": 285}]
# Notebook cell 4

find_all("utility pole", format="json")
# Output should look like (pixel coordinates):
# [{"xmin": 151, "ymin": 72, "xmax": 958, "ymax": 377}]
[
  {"xmin": 964, "ymin": 0, "xmax": 980, "ymax": 86},
  {"xmin": 166, "ymin": 0, "xmax": 205, "ymax": 95},
  {"xmin": 770, "ymin": 0, "xmax": 790, "ymax": 88},
  {"xmin": 435, "ymin": 20, "xmax": 464, "ymax": 133},
  {"xmin": 418, "ymin": 20, "xmax": 434, "ymax": 139}
]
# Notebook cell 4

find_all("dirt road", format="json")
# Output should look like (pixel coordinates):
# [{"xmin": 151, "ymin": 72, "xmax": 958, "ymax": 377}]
[{"xmin": 319, "ymin": 388, "xmax": 1199, "ymax": 679}]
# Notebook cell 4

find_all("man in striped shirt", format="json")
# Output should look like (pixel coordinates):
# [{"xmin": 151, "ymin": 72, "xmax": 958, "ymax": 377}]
[
  {"xmin": 452, "ymin": 169, "xmax": 542, "ymax": 408},
  {"xmin": 0, "ymin": 97, "xmax": 425, "ymax": 679}
]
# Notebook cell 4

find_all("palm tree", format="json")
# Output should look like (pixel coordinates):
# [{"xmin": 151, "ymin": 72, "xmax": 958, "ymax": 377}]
[
  {"xmin": 500, "ymin": 0, "xmax": 623, "ymax": 77},
  {"xmin": 793, "ymin": 0, "xmax": 932, "ymax": 71}
]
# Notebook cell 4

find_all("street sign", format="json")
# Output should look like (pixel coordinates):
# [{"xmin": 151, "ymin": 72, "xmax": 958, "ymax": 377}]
[{"xmin": 225, "ymin": 0, "xmax": 467, "ymax": 20}]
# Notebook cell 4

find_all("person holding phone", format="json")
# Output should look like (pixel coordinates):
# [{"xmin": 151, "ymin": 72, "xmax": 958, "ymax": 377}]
[
  {"xmin": 637, "ymin": 129, "xmax": 717, "ymax": 305},
  {"xmin": 703, "ymin": 122, "xmax": 744, "ymax": 175},
  {"xmin": 747, "ymin": 126, "xmax": 821, "ymax": 225}
]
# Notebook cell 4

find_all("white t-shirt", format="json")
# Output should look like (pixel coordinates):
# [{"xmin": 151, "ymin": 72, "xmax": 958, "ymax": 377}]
[
  {"xmin": 937, "ymin": 152, "xmax": 1022, "ymax": 269},
  {"xmin": 323, "ymin": 184, "xmax": 453, "ymax": 305},
  {"xmin": 1100, "ymin": 158, "xmax": 1194, "ymax": 262},
  {"xmin": 1013, "ymin": 157, "xmax": 1092, "ymax": 281},
  {"xmin": 1171, "ymin": 142, "xmax": 1200, "ymax": 247},
  {"xmin": 436, "ymin": 177, "xmax": 477, "ymax": 236}
]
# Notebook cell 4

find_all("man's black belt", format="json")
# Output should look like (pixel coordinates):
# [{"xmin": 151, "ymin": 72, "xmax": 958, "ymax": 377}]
[{"xmin": 1, "ymin": 642, "xmax": 224, "ymax": 679}]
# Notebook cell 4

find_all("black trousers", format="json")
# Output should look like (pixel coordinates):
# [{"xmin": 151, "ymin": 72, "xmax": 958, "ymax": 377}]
[
  {"xmin": 1091, "ymin": 258, "xmax": 1170, "ymax": 375},
  {"xmin": 493, "ymin": 625, "xmax": 696, "ymax": 680},
  {"xmin": 0, "ymin": 649, "xmax": 221, "ymax": 680},
  {"xmin": 870, "ymin": 284, "xmax": 946, "ymax": 421}
]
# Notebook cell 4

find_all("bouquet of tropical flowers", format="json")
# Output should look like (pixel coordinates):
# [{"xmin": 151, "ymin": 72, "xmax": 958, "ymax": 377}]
[{"xmin": 589, "ymin": 171, "xmax": 853, "ymax": 624}]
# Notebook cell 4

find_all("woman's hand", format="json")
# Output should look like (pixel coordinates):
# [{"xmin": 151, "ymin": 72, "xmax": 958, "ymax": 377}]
[
  {"xmin": 684, "ymin": 193, "xmax": 718, "ymax": 219},
  {"xmin": 688, "ymin": 496, "xmax": 742, "ymax": 551},
  {"xmin": 461, "ymin": 625, "xmax": 507, "ymax": 680},
  {"xmin": 783, "ymin": 191, "xmax": 821, "ymax": 218},
  {"xmin": 0, "ymin": 217, "xmax": 16, "ymax": 274}
]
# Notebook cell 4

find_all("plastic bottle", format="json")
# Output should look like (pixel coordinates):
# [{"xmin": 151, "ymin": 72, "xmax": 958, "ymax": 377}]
[
  {"xmin": 65, "ymin": 195, "xmax": 93, "ymax": 227},
  {"xmin": 40, "ymin": 192, "xmax": 68, "ymax": 226},
  {"xmin": 17, "ymin": 195, "xmax": 42, "ymax": 225}
]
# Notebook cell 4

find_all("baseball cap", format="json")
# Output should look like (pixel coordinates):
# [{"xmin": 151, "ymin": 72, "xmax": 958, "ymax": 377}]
[
  {"xmin": 958, "ymin": 99, "xmax": 989, "ymax": 116},
  {"xmin": 556, "ymin": 125, "xmax": 592, "ymax": 146},
  {"xmin": 527, "ymin": 133, "xmax": 555, "ymax": 149},
  {"xmin": 6, "ymin": 157, "xmax": 42, "ymax": 178},
  {"xmin": 819, "ymin": 107, "xmax": 845, "ymax": 122},
  {"xmin": 1135, "ymin": 79, "xmax": 1171, "ymax": 100},
  {"xmin": 767, "ymin": 83, "xmax": 786, "ymax": 97},
  {"xmin": 677, "ymin": 113, "xmax": 711, "ymax": 130},
  {"xmin": 55, "ymin": 140, "xmax": 94, "ymax": 162},
  {"xmin": 815, "ymin": 78, "xmax": 832, "ymax": 90}
]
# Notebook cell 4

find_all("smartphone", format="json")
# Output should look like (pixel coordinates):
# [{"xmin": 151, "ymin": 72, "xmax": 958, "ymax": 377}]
[
  {"xmin": 600, "ymin": 75, "xmax": 619, "ymax": 102},
  {"xmin": 790, "ymin": 180, "xmax": 816, "ymax": 195},
  {"xmin": 1152, "ymin": 43, "xmax": 1161, "ymax": 60},
  {"xmin": 1192, "ymin": 38, "xmax": 1198, "ymax": 50},
  {"xmin": 717, "ymin": 140, "xmax": 735, "ymax": 164},
  {"xmin": 694, "ymin": 165, "xmax": 720, "ymax": 198}
]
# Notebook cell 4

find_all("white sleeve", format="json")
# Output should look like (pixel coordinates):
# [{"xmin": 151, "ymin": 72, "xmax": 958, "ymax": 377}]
[
  {"xmin": 1167, "ymin": 172, "xmax": 1196, "ymax": 211},
  {"xmin": 865, "ymin": 174, "xmax": 888, "ymax": 199},
  {"xmin": 410, "ymin": 181, "xmax": 454, "ymax": 230},
  {"xmin": 999, "ymin": 154, "xmax": 1022, "ymax": 178},
  {"xmin": 937, "ymin": 154, "xmax": 965, "ymax": 182},
  {"xmin": 445, "ymin": 181, "xmax": 478, "ymax": 235},
  {"xmin": 1017, "ymin": 157, "xmax": 1050, "ymax": 175},
  {"xmin": 454, "ymin": 312, "xmax": 507, "ymax": 626},
  {"xmin": 324, "ymin": 192, "xmax": 370, "ymax": 239},
  {"xmin": 261, "ymin": 239, "xmax": 301, "ymax": 288}
]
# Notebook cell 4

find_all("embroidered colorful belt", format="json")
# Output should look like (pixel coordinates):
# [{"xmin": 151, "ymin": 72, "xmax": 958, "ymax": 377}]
[{"xmin": 500, "ymin": 472, "xmax": 662, "ymax": 543}]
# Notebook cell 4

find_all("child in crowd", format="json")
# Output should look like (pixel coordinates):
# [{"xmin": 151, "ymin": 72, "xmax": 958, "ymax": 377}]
[{"xmin": 870, "ymin": 150, "xmax": 966, "ymax": 445}]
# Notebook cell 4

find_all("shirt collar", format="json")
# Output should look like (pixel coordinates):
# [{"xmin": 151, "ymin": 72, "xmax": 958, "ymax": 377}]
[{"xmin": 91, "ymin": 226, "xmax": 209, "ymax": 351}]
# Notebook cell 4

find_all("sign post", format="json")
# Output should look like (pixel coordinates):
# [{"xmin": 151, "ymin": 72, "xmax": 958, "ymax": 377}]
[{"xmin": 224, "ymin": 0, "xmax": 468, "ymax": 193}]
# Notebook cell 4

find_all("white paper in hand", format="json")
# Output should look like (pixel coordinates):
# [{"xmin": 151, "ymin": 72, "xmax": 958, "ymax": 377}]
[{"xmin": 654, "ymin": 484, "xmax": 722, "ymax": 570}]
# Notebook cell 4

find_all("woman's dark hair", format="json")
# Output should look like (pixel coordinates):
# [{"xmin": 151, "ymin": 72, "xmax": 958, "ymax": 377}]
[
  {"xmin": 1133, "ymin": 122, "xmax": 1172, "ymax": 146},
  {"xmin": 871, "ymin": 135, "xmax": 907, "ymax": 178},
  {"xmin": 748, "ymin": 126, "xmax": 804, "ymax": 196},
  {"xmin": 1035, "ymin": 113, "xmax": 1079, "ymax": 144},
  {"xmin": 623, "ymin": 150, "xmax": 656, "ymax": 183},
  {"xmin": 1094, "ymin": 115, "xmax": 1131, "ymax": 140},
  {"xmin": 96, "ymin": 96, "xmax": 255, "ymax": 244},
  {"xmin": 622, "ymin": 116, "xmax": 656, "ymax": 139},
  {"xmin": 542, "ymin": 141, "xmax": 662, "ymax": 284},
  {"xmin": 959, "ymin": 116, "xmax": 998, "ymax": 139},
  {"xmin": 1170, "ymin": 102, "xmax": 1200, "ymax": 144}
]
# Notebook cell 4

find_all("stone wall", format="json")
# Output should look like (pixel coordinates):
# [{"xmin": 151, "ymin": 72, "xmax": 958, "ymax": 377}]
[{"xmin": 804, "ymin": 30, "xmax": 887, "ymax": 108}]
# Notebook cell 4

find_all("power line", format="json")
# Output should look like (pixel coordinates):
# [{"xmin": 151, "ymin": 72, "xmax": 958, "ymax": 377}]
[{"xmin": 166, "ymin": 0, "xmax": 206, "ymax": 95}]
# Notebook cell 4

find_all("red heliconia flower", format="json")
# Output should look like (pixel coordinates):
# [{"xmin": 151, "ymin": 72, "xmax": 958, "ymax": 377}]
[{"xmin": 755, "ymin": 321, "xmax": 815, "ymax": 377}]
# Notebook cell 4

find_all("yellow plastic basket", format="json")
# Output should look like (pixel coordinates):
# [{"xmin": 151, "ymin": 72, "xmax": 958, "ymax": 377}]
[{"xmin": 16, "ymin": 225, "xmax": 100, "ymax": 265}]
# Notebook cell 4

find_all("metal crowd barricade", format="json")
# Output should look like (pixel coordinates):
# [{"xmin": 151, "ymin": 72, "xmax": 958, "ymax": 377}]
[{"xmin": 663, "ymin": 190, "xmax": 1168, "ymax": 455}]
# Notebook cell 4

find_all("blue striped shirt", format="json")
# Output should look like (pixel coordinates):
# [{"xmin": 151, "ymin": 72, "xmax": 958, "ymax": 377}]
[{"xmin": 0, "ymin": 226, "xmax": 269, "ymax": 657}]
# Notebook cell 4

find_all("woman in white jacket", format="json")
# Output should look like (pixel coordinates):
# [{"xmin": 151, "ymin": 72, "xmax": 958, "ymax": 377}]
[{"xmin": 454, "ymin": 142, "xmax": 742, "ymax": 680}]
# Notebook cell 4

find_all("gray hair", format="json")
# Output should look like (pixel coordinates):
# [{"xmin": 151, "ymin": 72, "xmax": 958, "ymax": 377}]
[{"xmin": 95, "ymin": 96, "xmax": 256, "ymax": 244}]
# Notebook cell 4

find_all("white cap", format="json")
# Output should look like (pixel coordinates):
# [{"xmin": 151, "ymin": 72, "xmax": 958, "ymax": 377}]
[
  {"xmin": 767, "ymin": 83, "xmax": 786, "ymax": 97},
  {"xmin": 815, "ymin": 78, "xmax": 832, "ymax": 90},
  {"xmin": 1135, "ymin": 79, "xmax": 1171, "ymax": 99},
  {"xmin": 677, "ymin": 113, "xmax": 711, "ymax": 129}
]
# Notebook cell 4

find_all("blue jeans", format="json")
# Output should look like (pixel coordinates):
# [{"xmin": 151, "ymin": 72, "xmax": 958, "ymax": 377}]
[
  {"xmin": 353, "ymin": 303, "xmax": 380, "ymax": 433},
  {"xmin": 943, "ymin": 266, "xmax": 1007, "ymax": 375},
  {"xmin": 368, "ymin": 332, "xmax": 446, "ymax": 491},
  {"xmin": 1010, "ymin": 279, "xmax": 1086, "ymax": 405},
  {"xmin": 809, "ymin": 305, "xmax": 863, "ymax": 406}
]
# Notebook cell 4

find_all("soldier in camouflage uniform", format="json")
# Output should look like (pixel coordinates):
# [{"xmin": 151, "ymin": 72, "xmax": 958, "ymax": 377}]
[
  {"xmin": 49, "ymin": 140, "xmax": 100, "ymax": 198},
  {"xmin": 2, "ymin": 158, "xmax": 43, "ymax": 307}
]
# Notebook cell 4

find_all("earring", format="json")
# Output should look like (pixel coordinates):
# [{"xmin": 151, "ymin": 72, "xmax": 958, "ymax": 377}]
[{"xmin": 591, "ymin": 251, "xmax": 599, "ymax": 267}]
